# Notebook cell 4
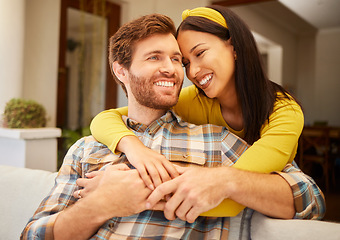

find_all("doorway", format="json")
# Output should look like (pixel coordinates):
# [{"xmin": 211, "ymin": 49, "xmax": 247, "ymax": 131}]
[
  {"xmin": 56, "ymin": 0, "xmax": 120, "ymax": 168},
  {"xmin": 57, "ymin": 0, "xmax": 120, "ymax": 130}
]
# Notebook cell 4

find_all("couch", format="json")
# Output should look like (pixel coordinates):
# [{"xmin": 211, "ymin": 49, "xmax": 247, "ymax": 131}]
[{"xmin": 1, "ymin": 164, "xmax": 340, "ymax": 240}]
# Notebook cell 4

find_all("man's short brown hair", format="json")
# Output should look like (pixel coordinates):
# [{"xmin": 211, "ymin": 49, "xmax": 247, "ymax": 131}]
[{"xmin": 109, "ymin": 14, "xmax": 176, "ymax": 95}]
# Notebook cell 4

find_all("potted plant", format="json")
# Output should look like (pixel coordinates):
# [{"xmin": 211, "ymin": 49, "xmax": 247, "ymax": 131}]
[{"xmin": 2, "ymin": 98, "xmax": 47, "ymax": 128}]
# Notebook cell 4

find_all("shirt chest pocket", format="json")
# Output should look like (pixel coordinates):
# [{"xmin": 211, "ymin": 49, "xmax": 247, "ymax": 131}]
[
  {"xmin": 161, "ymin": 149, "xmax": 207, "ymax": 167},
  {"xmin": 80, "ymin": 148, "xmax": 127, "ymax": 173}
]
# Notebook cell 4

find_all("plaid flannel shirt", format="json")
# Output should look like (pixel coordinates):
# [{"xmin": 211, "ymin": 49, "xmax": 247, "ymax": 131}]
[{"xmin": 21, "ymin": 111, "xmax": 325, "ymax": 239}]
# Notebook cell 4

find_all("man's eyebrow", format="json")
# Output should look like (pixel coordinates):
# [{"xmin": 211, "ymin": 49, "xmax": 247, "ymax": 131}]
[
  {"xmin": 173, "ymin": 51, "xmax": 182, "ymax": 57},
  {"xmin": 144, "ymin": 50, "xmax": 162, "ymax": 56},
  {"xmin": 190, "ymin": 43, "xmax": 205, "ymax": 53},
  {"xmin": 143, "ymin": 50, "xmax": 182, "ymax": 57}
]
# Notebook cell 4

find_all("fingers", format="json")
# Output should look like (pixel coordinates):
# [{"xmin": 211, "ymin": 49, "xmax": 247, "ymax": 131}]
[
  {"xmin": 162, "ymin": 161, "xmax": 180, "ymax": 179},
  {"xmin": 173, "ymin": 164, "xmax": 187, "ymax": 174},
  {"xmin": 73, "ymin": 189, "xmax": 83, "ymax": 199},
  {"xmin": 76, "ymin": 177, "xmax": 88, "ymax": 188},
  {"xmin": 174, "ymin": 197, "xmax": 202, "ymax": 223},
  {"xmin": 84, "ymin": 171, "xmax": 100, "ymax": 179},
  {"xmin": 152, "ymin": 201, "xmax": 166, "ymax": 211},
  {"xmin": 185, "ymin": 206, "xmax": 201, "ymax": 223},
  {"xmin": 110, "ymin": 163, "xmax": 131, "ymax": 171},
  {"xmin": 136, "ymin": 164, "xmax": 155, "ymax": 190},
  {"xmin": 146, "ymin": 179, "xmax": 178, "ymax": 210}
]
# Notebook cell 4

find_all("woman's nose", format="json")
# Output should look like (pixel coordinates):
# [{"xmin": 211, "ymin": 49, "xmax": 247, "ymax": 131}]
[{"xmin": 187, "ymin": 62, "xmax": 200, "ymax": 81}]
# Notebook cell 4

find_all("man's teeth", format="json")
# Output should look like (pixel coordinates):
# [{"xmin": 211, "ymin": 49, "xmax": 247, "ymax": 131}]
[
  {"xmin": 199, "ymin": 75, "xmax": 212, "ymax": 86},
  {"xmin": 155, "ymin": 81, "xmax": 174, "ymax": 87}
]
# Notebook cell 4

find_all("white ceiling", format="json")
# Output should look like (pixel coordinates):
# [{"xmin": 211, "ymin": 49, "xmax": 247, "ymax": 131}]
[{"xmin": 278, "ymin": 0, "xmax": 340, "ymax": 29}]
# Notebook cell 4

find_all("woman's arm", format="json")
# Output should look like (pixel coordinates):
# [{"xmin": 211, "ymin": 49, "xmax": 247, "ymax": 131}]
[
  {"xmin": 90, "ymin": 106, "xmax": 131, "ymax": 154},
  {"xmin": 233, "ymin": 97, "xmax": 304, "ymax": 172}
]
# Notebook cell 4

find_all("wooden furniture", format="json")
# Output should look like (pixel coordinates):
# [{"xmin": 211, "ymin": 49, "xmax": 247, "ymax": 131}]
[{"xmin": 299, "ymin": 126, "xmax": 340, "ymax": 192}]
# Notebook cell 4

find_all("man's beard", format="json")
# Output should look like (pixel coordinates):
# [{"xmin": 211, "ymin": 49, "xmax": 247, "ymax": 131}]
[{"xmin": 129, "ymin": 72, "xmax": 182, "ymax": 110}]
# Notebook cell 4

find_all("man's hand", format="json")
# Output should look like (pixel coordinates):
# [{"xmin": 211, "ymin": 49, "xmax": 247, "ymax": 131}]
[
  {"xmin": 121, "ymin": 136, "xmax": 179, "ymax": 190},
  {"xmin": 146, "ymin": 166, "xmax": 230, "ymax": 223},
  {"xmin": 54, "ymin": 164, "xmax": 152, "ymax": 240},
  {"xmin": 74, "ymin": 163, "xmax": 130, "ymax": 199},
  {"xmin": 93, "ymin": 164, "xmax": 153, "ymax": 217}
]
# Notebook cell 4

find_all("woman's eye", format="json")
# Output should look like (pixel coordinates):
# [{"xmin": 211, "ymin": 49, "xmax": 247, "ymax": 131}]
[{"xmin": 196, "ymin": 50, "xmax": 205, "ymax": 57}]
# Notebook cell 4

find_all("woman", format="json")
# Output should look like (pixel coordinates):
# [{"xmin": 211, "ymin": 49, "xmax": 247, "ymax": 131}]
[{"xmin": 90, "ymin": 6, "xmax": 312, "ymax": 217}]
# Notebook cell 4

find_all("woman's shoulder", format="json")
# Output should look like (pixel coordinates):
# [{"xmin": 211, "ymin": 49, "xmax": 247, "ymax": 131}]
[{"xmin": 274, "ymin": 92, "xmax": 302, "ymax": 112}]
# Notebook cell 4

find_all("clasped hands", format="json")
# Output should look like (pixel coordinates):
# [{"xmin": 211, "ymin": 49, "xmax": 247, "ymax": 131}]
[{"xmin": 74, "ymin": 162, "xmax": 229, "ymax": 223}]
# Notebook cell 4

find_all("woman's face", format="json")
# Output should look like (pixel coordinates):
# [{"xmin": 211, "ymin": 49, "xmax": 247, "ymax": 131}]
[{"xmin": 177, "ymin": 30, "xmax": 236, "ymax": 99}]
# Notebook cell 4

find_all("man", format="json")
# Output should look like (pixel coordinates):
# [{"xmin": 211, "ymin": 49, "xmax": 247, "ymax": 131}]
[{"xmin": 21, "ymin": 14, "xmax": 324, "ymax": 240}]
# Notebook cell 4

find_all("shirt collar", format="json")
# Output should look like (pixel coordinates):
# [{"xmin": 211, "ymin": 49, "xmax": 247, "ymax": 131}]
[{"xmin": 122, "ymin": 110, "xmax": 179, "ymax": 134}]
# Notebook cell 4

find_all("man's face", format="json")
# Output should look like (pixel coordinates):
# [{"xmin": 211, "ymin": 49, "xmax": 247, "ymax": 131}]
[{"xmin": 127, "ymin": 33, "xmax": 184, "ymax": 110}]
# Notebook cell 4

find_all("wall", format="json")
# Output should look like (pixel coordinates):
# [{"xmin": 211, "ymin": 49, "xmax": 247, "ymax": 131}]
[
  {"xmin": 229, "ymin": 5, "xmax": 298, "ymax": 93},
  {"xmin": 23, "ymin": 0, "xmax": 61, "ymax": 127},
  {"xmin": 0, "ymin": 0, "xmax": 25, "ymax": 116},
  {"xmin": 314, "ymin": 28, "xmax": 340, "ymax": 126}
]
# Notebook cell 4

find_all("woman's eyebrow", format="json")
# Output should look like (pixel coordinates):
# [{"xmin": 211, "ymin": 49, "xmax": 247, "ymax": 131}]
[{"xmin": 190, "ymin": 43, "xmax": 205, "ymax": 53}]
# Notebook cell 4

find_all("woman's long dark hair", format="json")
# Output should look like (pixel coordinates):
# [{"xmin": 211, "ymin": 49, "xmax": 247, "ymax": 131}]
[{"xmin": 177, "ymin": 5, "xmax": 299, "ymax": 144}]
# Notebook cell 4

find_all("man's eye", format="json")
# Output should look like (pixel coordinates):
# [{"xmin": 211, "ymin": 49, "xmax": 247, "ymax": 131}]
[
  {"xmin": 148, "ymin": 56, "xmax": 158, "ymax": 60},
  {"xmin": 172, "ymin": 57, "xmax": 181, "ymax": 63}
]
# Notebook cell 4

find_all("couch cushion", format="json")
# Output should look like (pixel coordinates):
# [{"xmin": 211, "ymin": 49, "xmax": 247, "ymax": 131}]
[
  {"xmin": 0, "ymin": 165, "xmax": 57, "ymax": 240},
  {"xmin": 251, "ymin": 211, "xmax": 340, "ymax": 240}
]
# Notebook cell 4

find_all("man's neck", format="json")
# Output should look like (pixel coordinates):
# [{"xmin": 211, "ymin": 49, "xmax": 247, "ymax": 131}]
[{"xmin": 127, "ymin": 103, "xmax": 168, "ymax": 126}]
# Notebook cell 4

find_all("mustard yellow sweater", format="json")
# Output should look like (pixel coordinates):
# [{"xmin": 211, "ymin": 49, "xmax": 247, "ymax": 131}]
[{"xmin": 90, "ymin": 85, "xmax": 304, "ymax": 216}]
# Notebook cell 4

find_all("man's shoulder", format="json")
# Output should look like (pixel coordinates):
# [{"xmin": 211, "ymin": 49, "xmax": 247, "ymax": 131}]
[
  {"xmin": 69, "ymin": 135, "xmax": 122, "ymax": 166},
  {"xmin": 70, "ymin": 135, "xmax": 109, "ymax": 154}
]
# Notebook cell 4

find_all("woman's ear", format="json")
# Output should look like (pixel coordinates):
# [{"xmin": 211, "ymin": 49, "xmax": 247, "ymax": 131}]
[{"xmin": 112, "ymin": 62, "xmax": 128, "ymax": 84}]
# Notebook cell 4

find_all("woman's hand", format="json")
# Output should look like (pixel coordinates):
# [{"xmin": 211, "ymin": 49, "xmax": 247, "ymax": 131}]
[
  {"xmin": 146, "ymin": 166, "xmax": 230, "ymax": 223},
  {"xmin": 119, "ymin": 136, "xmax": 179, "ymax": 190}
]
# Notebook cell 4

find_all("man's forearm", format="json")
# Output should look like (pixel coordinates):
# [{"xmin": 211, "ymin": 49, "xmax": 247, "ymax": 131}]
[
  {"xmin": 226, "ymin": 167, "xmax": 295, "ymax": 219},
  {"xmin": 54, "ymin": 192, "xmax": 110, "ymax": 240}
]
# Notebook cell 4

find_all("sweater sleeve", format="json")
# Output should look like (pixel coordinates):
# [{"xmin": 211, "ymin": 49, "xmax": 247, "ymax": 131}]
[{"xmin": 90, "ymin": 106, "xmax": 132, "ymax": 154}]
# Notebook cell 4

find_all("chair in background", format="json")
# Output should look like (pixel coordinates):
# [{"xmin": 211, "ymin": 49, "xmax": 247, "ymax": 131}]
[{"xmin": 299, "ymin": 126, "xmax": 337, "ymax": 192}]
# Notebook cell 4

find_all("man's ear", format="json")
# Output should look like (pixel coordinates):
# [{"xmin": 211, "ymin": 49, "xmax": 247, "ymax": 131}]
[{"xmin": 112, "ymin": 62, "xmax": 128, "ymax": 84}]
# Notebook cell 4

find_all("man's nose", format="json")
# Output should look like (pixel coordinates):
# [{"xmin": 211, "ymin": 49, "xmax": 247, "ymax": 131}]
[{"xmin": 159, "ymin": 58, "xmax": 176, "ymax": 75}]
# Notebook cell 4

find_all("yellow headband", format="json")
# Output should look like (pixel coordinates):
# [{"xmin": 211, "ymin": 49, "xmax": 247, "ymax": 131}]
[{"xmin": 182, "ymin": 7, "xmax": 228, "ymax": 29}]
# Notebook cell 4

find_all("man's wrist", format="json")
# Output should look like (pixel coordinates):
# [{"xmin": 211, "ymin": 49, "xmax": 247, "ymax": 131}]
[{"xmin": 220, "ymin": 167, "xmax": 242, "ymax": 200}]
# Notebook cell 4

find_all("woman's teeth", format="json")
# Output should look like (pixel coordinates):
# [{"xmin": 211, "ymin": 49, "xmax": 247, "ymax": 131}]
[
  {"xmin": 155, "ymin": 81, "xmax": 174, "ymax": 87},
  {"xmin": 199, "ymin": 74, "xmax": 212, "ymax": 86}
]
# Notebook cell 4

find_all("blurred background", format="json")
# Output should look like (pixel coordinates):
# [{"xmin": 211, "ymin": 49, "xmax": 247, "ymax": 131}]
[{"xmin": 0, "ymin": 0, "xmax": 339, "ymax": 221}]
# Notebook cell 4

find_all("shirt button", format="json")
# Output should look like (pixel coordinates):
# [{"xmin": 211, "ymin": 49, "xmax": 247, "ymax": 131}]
[{"xmin": 183, "ymin": 154, "xmax": 188, "ymax": 159}]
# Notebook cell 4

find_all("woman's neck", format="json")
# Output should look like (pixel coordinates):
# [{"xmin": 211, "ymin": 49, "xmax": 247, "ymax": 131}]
[{"xmin": 218, "ymin": 89, "xmax": 244, "ymax": 131}]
